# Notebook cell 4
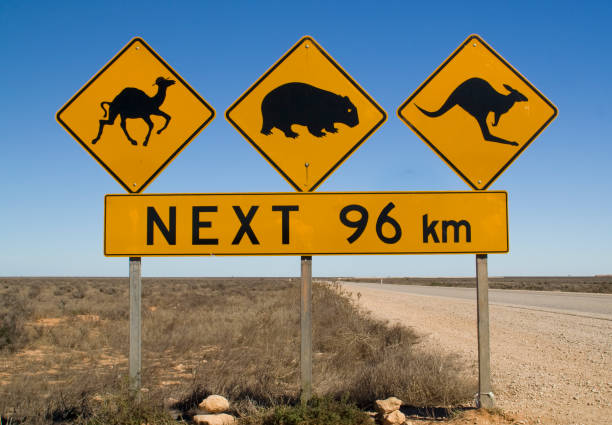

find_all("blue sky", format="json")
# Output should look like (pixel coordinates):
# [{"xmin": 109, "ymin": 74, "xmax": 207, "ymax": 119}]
[{"xmin": 1, "ymin": 0, "xmax": 610, "ymax": 277}]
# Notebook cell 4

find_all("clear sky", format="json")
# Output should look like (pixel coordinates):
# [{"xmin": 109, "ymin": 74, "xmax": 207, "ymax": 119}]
[{"xmin": 1, "ymin": 0, "xmax": 610, "ymax": 277}]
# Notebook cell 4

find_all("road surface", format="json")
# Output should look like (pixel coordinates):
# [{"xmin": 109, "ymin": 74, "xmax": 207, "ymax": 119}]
[{"xmin": 337, "ymin": 282, "xmax": 612, "ymax": 319}]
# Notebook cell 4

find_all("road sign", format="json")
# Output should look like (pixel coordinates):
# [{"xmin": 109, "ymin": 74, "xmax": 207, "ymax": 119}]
[
  {"xmin": 226, "ymin": 36, "xmax": 386, "ymax": 192},
  {"xmin": 57, "ymin": 38, "xmax": 215, "ymax": 193},
  {"xmin": 105, "ymin": 191, "xmax": 508, "ymax": 256},
  {"xmin": 398, "ymin": 34, "xmax": 557, "ymax": 190}
]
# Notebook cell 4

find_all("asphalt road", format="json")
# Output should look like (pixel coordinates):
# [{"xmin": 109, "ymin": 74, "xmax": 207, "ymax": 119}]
[{"xmin": 338, "ymin": 282, "xmax": 612, "ymax": 319}]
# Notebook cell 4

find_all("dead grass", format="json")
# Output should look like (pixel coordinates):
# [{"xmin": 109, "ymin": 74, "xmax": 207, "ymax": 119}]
[{"xmin": 0, "ymin": 277, "xmax": 475, "ymax": 424}]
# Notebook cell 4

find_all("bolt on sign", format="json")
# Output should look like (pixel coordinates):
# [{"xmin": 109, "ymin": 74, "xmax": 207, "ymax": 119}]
[
  {"xmin": 104, "ymin": 191, "xmax": 508, "ymax": 256},
  {"xmin": 226, "ymin": 36, "xmax": 387, "ymax": 192},
  {"xmin": 56, "ymin": 38, "xmax": 215, "ymax": 193},
  {"xmin": 397, "ymin": 34, "xmax": 557, "ymax": 190}
]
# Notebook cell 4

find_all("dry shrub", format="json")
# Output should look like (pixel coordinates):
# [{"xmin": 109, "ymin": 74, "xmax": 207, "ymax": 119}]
[
  {"xmin": 343, "ymin": 347, "xmax": 473, "ymax": 406},
  {"xmin": 1, "ymin": 371, "xmax": 173, "ymax": 425},
  {"xmin": 1, "ymin": 370, "xmax": 101, "ymax": 424},
  {"xmin": 145, "ymin": 279, "xmax": 302, "ymax": 406},
  {"xmin": 79, "ymin": 381, "xmax": 176, "ymax": 425},
  {"xmin": 311, "ymin": 283, "xmax": 473, "ymax": 406},
  {"xmin": 0, "ymin": 287, "xmax": 31, "ymax": 351}
]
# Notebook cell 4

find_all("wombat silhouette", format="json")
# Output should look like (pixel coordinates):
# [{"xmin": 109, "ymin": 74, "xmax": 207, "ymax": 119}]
[
  {"xmin": 92, "ymin": 76, "xmax": 175, "ymax": 147},
  {"xmin": 260, "ymin": 82, "xmax": 358, "ymax": 139},
  {"xmin": 416, "ymin": 77, "xmax": 527, "ymax": 146}
]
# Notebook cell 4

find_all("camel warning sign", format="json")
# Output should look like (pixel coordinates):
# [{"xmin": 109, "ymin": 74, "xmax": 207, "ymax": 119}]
[
  {"xmin": 398, "ymin": 34, "xmax": 557, "ymax": 190},
  {"xmin": 56, "ymin": 37, "xmax": 215, "ymax": 193},
  {"xmin": 226, "ymin": 36, "xmax": 387, "ymax": 192}
]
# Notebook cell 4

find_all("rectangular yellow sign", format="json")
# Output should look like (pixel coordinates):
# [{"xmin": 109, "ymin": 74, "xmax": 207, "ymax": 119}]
[{"xmin": 104, "ymin": 192, "xmax": 508, "ymax": 256}]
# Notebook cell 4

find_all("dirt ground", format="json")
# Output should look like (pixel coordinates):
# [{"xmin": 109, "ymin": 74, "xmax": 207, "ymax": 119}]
[
  {"xmin": 340, "ymin": 283, "xmax": 612, "ymax": 425},
  {"xmin": 406, "ymin": 409, "xmax": 526, "ymax": 425}
]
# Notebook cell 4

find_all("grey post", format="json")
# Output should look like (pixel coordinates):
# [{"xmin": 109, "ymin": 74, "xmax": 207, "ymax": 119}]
[
  {"xmin": 300, "ymin": 256, "xmax": 313, "ymax": 403},
  {"xmin": 476, "ymin": 254, "xmax": 495, "ymax": 408},
  {"xmin": 129, "ymin": 256, "xmax": 142, "ymax": 396}
]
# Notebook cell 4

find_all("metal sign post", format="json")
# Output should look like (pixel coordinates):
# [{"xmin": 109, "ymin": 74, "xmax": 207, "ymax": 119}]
[
  {"xmin": 57, "ymin": 38, "xmax": 216, "ymax": 398},
  {"xmin": 225, "ymin": 36, "xmax": 387, "ymax": 403},
  {"xmin": 300, "ymin": 256, "xmax": 313, "ymax": 403},
  {"xmin": 476, "ymin": 254, "xmax": 494, "ymax": 408},
  {"xmin": 129, "ymin": 256, "xmax": 142, "ymax": 396},
  {"xmin": 397, "ymin": 34, "xmax": 557, "ymax": 410}
]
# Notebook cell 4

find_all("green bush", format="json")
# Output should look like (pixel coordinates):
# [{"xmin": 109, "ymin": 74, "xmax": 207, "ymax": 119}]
[{"xmin": 241, "ymin": 397, "xmax": 371, "ymax": 425}]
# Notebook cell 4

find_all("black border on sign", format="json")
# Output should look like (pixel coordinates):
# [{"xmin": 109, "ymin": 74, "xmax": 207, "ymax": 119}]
[
  {"xmin": 104, "ymin": 191, "xmax": 508, "ymax": 256},
  {"xmin": 56, "ymin": 37, "xmax": 216, "ymax": 193},
  {"xmin": 225, "ymin": 36, "xmax": 387, "ymax": 192},
  {"xmin": 397, "ymin": 34, "xmax": 558, "ymax": 190}
]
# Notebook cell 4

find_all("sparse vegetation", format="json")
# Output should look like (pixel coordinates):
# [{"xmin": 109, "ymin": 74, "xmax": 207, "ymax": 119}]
[
  {"xmin": 342, "ymin": 276, "xmax": 612, "ymax": 293},
  {"xmin": 80, "ymin": 384, "xmax": 176, "ymax": 425},
  {"xmin": 0, "ymin": 277, "xmax": 476, "ymax": 424}
]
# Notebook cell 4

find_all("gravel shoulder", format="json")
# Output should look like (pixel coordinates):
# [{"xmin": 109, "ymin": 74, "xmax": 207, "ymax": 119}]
[{"xmin": 339, "ymin": 282, "xmax": 612, "ymax": 425}]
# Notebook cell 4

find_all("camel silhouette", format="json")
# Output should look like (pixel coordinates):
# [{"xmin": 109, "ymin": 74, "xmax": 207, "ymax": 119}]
[
  {"xmin": 92, "ymin": 76, "xmax": 175, "ymax": 146},
  {"xmin": 416, "ymin": 77, "xmax": 527, "ymax": 146}
]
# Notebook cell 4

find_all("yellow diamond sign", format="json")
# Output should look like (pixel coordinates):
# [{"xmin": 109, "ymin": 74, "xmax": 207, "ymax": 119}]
[
  {"xmin": 398, "ymin": 34, "xmax": 557, "ymax": 190},
  {"xmin": 226, "ymin": 36, "xmax": 386, "ymax": 192},
  {"xmin": 57, "ymin": 37, "xmax": 215, "ymax": 193}
]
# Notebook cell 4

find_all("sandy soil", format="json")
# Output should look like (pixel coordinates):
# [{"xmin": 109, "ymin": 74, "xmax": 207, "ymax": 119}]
[{"xmin": 340, "ymin": 283, "xmax": 612, "ymax": 425}]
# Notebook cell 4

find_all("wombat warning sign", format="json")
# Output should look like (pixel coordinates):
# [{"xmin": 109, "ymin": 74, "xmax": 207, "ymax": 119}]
[
  {"xmin": 226, "ymin": 36, "xmax": 386, "ymax": 192},
  {"xmin": 398, "ymin": 34, "xmax": 557, "ymax": 191}
]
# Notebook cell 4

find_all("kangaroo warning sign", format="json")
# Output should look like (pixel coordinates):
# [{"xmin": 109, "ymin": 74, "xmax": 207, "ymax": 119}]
[
  {"xmin": 398, "ymin": 34, "xmax": 557, "ymax": 190},
  {"xmin": 226, "ymin": 36, "xmax": 387, "ymax": 192},
  {"xmin": 56, "ymin": 38, "xmax": 215, "ymax": 193},
  {"xmin": 104, "ymin": 191, "xmax": 508, "ymax": 256}
]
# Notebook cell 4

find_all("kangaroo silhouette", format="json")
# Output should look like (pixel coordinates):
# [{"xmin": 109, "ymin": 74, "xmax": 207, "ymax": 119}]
[
  {"xmin": 91, "ymin": 76, "xmax": 175, "ymax": 147},
  {"xmin": 260, "ymin": 82, "xmax": 358, "ymax": 139},
  {"xmin": 416, "ymin": 77, "xmax": 527, "ymax": 146}
]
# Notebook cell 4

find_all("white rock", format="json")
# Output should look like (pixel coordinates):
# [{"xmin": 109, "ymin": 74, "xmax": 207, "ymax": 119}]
[
  {"xmin": 193, "ymin": 413, "xmax": 236, "ymax": 425},
  {"xmin": 382, "ymin": 410, "xmax": 405, "ymax": 425},
  {"xmin": 198, "ymin": 395, "xmax": 230, "ymax": 413},
  {"xmin": 375, "ymin": 397, "xmax": 403, "ymax": 414}
]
